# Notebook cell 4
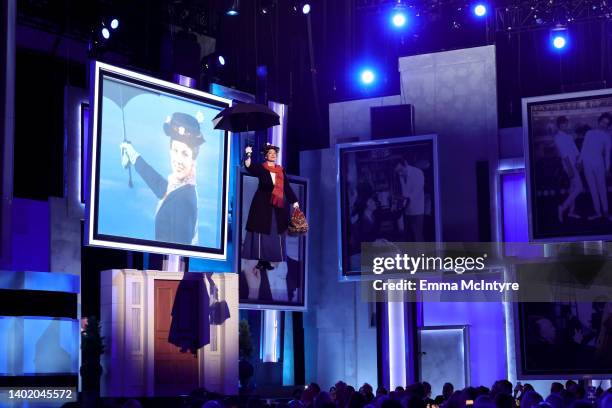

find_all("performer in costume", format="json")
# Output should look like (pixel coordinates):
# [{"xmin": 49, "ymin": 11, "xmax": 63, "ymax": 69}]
[
  {"xmin": 242, "ymin": 143, "xmax": 300, "ymax": 274},
  {"xmin": 120, "ymin": 112, "xmax": 203, "ymax": 245}
]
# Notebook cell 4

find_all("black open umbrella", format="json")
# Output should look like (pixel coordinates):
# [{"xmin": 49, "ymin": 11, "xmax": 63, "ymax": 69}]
[{"xmin": 212, "ymin": 102, "xmax": 279, "ymax": 132}]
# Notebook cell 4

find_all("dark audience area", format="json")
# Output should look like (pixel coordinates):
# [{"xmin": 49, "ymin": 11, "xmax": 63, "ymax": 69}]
[{"xmin": 61, "ymin": 379, "xmax": 612, "ymax": 408}]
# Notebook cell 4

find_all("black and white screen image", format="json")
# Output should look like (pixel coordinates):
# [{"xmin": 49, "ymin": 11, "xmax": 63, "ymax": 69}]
[
  {"xmin": 524, "ymin": 90, "xmax": 612, "ymax": 241},
  {"xmin": 517, "ymin": 301, "xmax": 612, "ymax": 376},
  {"xmin": 337, "ymin": 136, "xmax": 440, "ymax": 277}
]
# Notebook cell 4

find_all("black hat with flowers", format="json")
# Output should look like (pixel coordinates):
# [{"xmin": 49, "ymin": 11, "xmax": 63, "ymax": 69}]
[{"xmin": 163, "ymin": 112, "xmax": 205, "ymax": 147}]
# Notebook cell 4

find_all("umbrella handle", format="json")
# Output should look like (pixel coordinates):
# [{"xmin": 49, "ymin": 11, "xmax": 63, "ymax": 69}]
[
  {"xmin": 121, "ymin": 139, "xmax": 134, "ymax": 188},
  {"xmin": 120, "ymin": 86, "xmax": 132, "ymax": 188}
]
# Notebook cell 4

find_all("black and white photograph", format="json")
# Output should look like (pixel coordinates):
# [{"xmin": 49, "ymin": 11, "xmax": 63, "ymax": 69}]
[
  {"xmin": 237, "ymin": 171, "xmax": 308, "ymax": 310},
  {"xmin": 517, "ymin": 301, "xmax": 612, "ymax": 377},
  {"xmin": 523, "ymin": 89, "xmax": 612, "ymax": 241},
  {"xmin": 337, "ymin": 136, "xmax": 440, "ymax": 278}
]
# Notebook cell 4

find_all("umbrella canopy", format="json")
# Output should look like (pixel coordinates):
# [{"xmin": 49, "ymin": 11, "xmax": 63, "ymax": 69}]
[
  {"xmin": 103, "ymin": 79, "xmax": 155, "ymax": 188},
  {"xmin": 103, "ymin": 79, "xmax": 151, "ymax": 110},
  {"xmin": 212, "ymin": 102, "xmax": 279, "ymax": 132}
]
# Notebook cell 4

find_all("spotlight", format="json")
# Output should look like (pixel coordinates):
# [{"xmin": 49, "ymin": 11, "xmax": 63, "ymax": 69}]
[
  {"xmin": 553, "ymin": 35, "xmax": 567, "ymax": 50},
  {"xmin": 202, "ymin": 53, "xmax": 227, "ymax": 73},
  {"xmin": 392, "ymin": 11, "xmax": 407, "ymax": 27},
  {"xmin": 390, "ymin": 1, "xmax": 409, "ymax": 29},
  {"xmin": 360, "ymin": 69, "xmax": 375, "ymax": 85},
  {"xmin": 473, "ymin": 4, "xmax": 487, "ymax": 17},
  {"xmin": 550, "ymin": 26, "xmax": 568, "ymax": 50},
  {"xmin": 552, "ymin": 35, "xmax": 566, "ymax": 49},
  {"xmin": 256, "ymin": 65, "xmax": 268, "ymax": 77},
  {"xmin": 101, "ymin": 27, "xmax": 110, "ymax": 39},
  {"xmin": 292, "ymin": 2, "xmax": 311, "ymax": 15},
  {"xmin": 227, "ymin": 0, "xmax": 239, "ymax": 16},
  {"xmin": 259, "ymin": 0, "xmax": 274, "ymax": 15},
  {"xmin": 110, "ymin": 18, "xmax": 119, "ymax": 29}
]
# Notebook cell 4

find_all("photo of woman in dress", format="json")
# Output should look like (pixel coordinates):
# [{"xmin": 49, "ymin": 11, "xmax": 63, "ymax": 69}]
[
  {"xmin": 119, "ymin": 112, "xmax": 204, "ymax": 245},
  {"xmin": 241, "ymin": 143, "xmax": 300, "ymax": 272}
]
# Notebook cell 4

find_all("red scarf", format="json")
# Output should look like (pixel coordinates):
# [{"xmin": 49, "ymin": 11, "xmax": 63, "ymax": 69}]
[{"xmin": 264, "ymin": 164, "xmax": 285, "ymax": 208}]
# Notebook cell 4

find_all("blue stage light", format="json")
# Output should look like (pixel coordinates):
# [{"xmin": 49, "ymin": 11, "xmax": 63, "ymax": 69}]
[
  {"xmin": 473, "ymin": 4, "xmax": 487, "ymax": 17},
  {"xmin": 550, "ymin": 26, "xmax": 568, "ymax": 50},
  {"xmin": 218, "ymin": 55, "xmax": 226, "ymax": 66},
  {"xmin": 227, "ymin": 9, "xmax": 239, "ymax": 16},
  {"xmin": 101, "ymin": 28, "xmax": 110, "ymax": 39},
  {"xmin": 302, "ymin": 3, "xmax": 311, "ymax": 14},
  {"xmin": 360, "ymin": 69, "xmax": 375, "ymax": 85},
  {"xmin": 256, "ymin": 65, "xmax": 268, "ymax": 77},
  {"xmin": 552, "ymin": 35, "xmax": 566, "ymax": 49},
  {"xmin": 110, "ymin": 18, "xmax": 119, "ymax": 29},
  {"xmin": 392, "ymin": 12, "xmax": 407, "ymax": 27}
]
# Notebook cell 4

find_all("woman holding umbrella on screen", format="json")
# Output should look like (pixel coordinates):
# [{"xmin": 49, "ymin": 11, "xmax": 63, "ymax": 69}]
[
  {"xmin": 242, "ymin": 143, "xmax": 300, "ymax": 272},
  {"xmin": 119, "ymin": 112, "xmax": 204, "ymax": 245}
]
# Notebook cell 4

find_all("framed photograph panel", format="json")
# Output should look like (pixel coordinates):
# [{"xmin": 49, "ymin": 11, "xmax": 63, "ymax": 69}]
[
  {"xmin": 336, "ymin": 135, "xmax": 441, "ymax": 279},
  {"xmin": 237, "ymin": 171, "xmax": 308, "ymax": 310},
  {"xmin": 515, "ymin": 300, "xmax": 612, "ymax": 378},
  {"xmin": 523, "ymin": 89, "xmax": 612, "ymax": 241}
]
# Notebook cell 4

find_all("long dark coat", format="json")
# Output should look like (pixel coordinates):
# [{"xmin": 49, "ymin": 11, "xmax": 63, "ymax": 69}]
[
  {"xmin": 134, "ymin": 157, "xmax": 197, "ymax": 245},
  {"xmin": 244, "ymin": 162, "xmax": 298, "ymax": 234}
]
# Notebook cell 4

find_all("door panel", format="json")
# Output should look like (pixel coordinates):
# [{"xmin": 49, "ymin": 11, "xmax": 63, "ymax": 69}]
[{"xmin": 154, "ymin": 280, "xmax": 199, "ymax": 396}]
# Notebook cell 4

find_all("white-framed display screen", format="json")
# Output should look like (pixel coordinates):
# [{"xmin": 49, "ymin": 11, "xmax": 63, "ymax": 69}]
[{"xmin": 86, "ymin": 61, "xmax": 232, "ymax": 259}]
